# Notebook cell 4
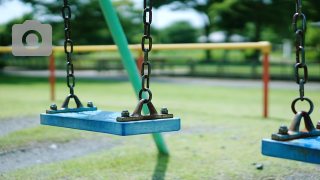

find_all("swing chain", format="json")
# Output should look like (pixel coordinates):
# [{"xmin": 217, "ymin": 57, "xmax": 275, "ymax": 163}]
[
  {"xmin": 62, "ymin": 0, "xmax": 75, "ymax": 96},
  {"xmin": 140, "ymin": 0, "xmax": 153, "ymax": 103},
  {"xmin": 295, "ymin": 0, "xmax": 302, "ymax": 16},
  {"xmin": 292, "ymin": 0, "xmax": 313, "ymax": 114}
]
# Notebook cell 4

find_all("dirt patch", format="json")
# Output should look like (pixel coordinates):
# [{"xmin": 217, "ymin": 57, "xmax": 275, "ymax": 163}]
[
  {"xmin": 0, "ymin": 116, "xmax": 120, "ymax": 174},
  {"xmin": 0, "ymin": 116, "xmax": 39, "ymax": 137},
  {"xmin": 0, "ymin": 138, "xmax": 118, "ymax": 174}
]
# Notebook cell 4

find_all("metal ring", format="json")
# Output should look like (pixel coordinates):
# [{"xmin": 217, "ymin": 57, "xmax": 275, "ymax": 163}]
[
  {"xmin": 66, "ymin": 51, "xmax": 72, "ymax": 61},
  {"xmin": 69, "ymin": 85, "xmax": 74, "ymax": 96},
  {"xmin": 66, "ymin": 62, "xmax": 74, "ymax": 75},
  {"xmin": 143, "ymin": 49, "xmax": 148, "ymax": 63},
  {"xmin": 141, "ymin": 36, "xmax": 152, "ymax": 52},
  {"xmin": 296, "ymin": 0, "xmax": 302, "ymax": 15},
  {"xmin": 294, "ymin": 63, "xmax": 308, "ymax": 84},
  {"xmin": 67, "ymin": 74, "xmax": 75, "ymax": 88},
  {"xmin": 141, "ymin": 75, "xmax": 149, "ymax": 89},
  {"xmin": 291, "ymin": 97, "xmax": 314, "ymax": 115},
  {"xmin": 138, "ymin": 88, "xmax": 152, "ymax": 103},
  {"xmin": 141, "ymin": 61, "xmax": 151, "ymax": 76},
  {"xmin": 65, "ymin": 28, "xmax": 71, "ymax": 40},
  {"xmin": 295, "ymin": 30, "xmax": 304, "ymax": 50},
  {"xmin": 143, "ymin": 0, "xmax": 152, "ymax": 9},
  {"xmin": 64, "ymin": 39, "xmax": 73, "ymax": 54},
  {"xmin": 299, "ymin": 79, "xmax": 304, "ymax": 101},
  {"xmin": 295, "ymin": 47, "xmax": 305, "ymax": 65},
  {"xmin": 64, "ymin": 18, "xmax": 70, "ymax": 29},
  {"xmin": 143, "ymin": 8, "xmax": 152, "ymax": 24},
  {"xmin": 144, "ymin": 22, "xmax": 151, "ymax": 37},
  {"xmin": 292, "ymin": 13, "xmax": 306, "ymax": 33},
  {"xmin": 62, "ymin": 5, "xmax": 71, "ymax": 19},
  {"xmin": 295, "ymin": 46, "xmax": 305, "ymax": 66}
]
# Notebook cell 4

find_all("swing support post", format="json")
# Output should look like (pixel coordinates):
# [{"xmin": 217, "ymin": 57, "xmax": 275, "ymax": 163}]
[
  {"xmin": 263, "ymin": 53, "xmax": 269, "ymax": 118},
  {"xmin": 98, "ymin": 0, "xmax": 169, "ymax": 155},
  {"xmin": 49, "ymin": 53, "xmax": 55, "ymax": 101}
]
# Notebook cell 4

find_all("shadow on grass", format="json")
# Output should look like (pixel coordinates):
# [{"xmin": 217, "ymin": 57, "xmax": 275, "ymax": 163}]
[{"xmin": 152, "ymin": 154, "xmax": 169, "ymax": 180}]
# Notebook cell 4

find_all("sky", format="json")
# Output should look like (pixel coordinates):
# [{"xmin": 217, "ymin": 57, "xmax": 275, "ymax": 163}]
[{"xmin": 0, "ymin": 0, "xmax": 205, "ymax": 29}]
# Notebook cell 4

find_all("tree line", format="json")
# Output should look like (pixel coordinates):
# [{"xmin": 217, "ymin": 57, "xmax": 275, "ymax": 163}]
[{"xmin": 0, "ymin": 0, "xmax": 319, "ymax": 48}]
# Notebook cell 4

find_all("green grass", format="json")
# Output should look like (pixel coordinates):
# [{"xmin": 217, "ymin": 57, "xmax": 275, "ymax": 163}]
[
  {"xmin": 0, "ymin": 75, "xmax": 137, "ymax": 119},
  {"xmin": 1, "ymin": 75, "xmax": 320, "ymax": 179}
]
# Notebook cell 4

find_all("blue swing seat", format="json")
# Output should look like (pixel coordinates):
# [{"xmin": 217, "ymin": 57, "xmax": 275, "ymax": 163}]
[
  {"xmin": 40, "ymin": 110, "xmax": 180, "ymax": 136},
  {"xmin": 262, "ymin": 137, "xmax": 320, "ymax": 164}
]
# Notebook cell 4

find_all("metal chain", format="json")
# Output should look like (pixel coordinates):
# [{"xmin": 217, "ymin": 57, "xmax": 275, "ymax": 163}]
[
  {"xmin": 139, "ymin": 0, "xmax": 153, "ymax": 103},
  {"xmin": 62, "ymin": 0, "xmax": 75, "ymax": 96},
  {"xmin": 291, "ymin": 0, "xmax": 313, "ymax": 114}
]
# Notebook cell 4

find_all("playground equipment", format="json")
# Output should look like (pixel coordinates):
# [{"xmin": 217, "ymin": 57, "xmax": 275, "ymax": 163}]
[
  {"xmin": 0, "ymin": 42, "xmax": 271, "ymax": 118},
  {"xmin": 262, "ymin": 0, "xmax": 320, "ymax": 164},
  {"xmin": 40, "ymin": 0, "xmax": 180, "ymax": 154},
  {"xmin": 116, "ymin": 0, "xmax": 175, "ymax": 122}
]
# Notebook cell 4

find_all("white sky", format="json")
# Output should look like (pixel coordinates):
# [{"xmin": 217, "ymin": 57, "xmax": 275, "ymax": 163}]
[{"xmin": 0, "ymin": 0, "xmax": 205, "ymax": 29}]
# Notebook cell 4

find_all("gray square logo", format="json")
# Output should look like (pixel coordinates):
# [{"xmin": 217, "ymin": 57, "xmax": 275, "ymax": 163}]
[{"xmin": 12, "ymin": 20, "xmax": 52, "ymax": 56}]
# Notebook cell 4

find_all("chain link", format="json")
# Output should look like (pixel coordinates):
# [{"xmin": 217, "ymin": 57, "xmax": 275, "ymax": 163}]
[
  {"xmin": 291, "ymin": 0, "xmax": 313, "ymax": 114},
  {"xmin": 62, "ymin": 0, "xmax": 75, "ymax": 96},
  {"xmin": 139, "ymin": 0, "xmax": 153, "ymax": 102}
]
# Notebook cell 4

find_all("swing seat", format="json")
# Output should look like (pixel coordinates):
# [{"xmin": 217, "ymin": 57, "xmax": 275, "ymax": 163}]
[
  {"xmin": 40, "ymin": 110, "xmax": 180, "ymax": 136},
  {"xmin": 262, "ymin": 111, "xmax": 320, "ymax": 164},
  {"xmin": 262, "ymin": 137, "xmax": 320, "ymax": 164}
]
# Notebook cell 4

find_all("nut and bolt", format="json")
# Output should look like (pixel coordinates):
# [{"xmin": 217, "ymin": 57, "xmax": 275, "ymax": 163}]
[
  {"xmin": 278, "ymin": 125, "xmax": 288, "ymax": 134},
  {"xmin": 121, "ymin": 110, "xmax": 130, "ymax": 117},
  {"xmin": 160, "ymin": 107, "xmax": 168, "ymax": 114},
  {"xmin": 87, "ymin": 101, "xmax": 93, "ymax": 107},
  {"xmin": 50, "ymin": 103, "xmax": 57, "ymax": 110},
  {"xmin": 317, "ymin": 121, "xmax": 320, "ymax": 129}
]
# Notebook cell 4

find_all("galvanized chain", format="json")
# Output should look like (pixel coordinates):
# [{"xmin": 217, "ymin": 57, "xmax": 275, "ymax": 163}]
[
  {"xmin": 139, "ymin": 0, "xmax": 153, "ymax": 103},
  {"xmin": 62, "ymin": 0, "xmax": 75, "ymax": 96},
  {"xmin": 291, "ymin": 0, "xmax": 313, "ymax": 115}
]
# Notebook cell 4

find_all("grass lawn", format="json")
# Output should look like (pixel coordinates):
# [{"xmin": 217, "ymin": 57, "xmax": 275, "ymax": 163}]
[{"xmin": 0, "ymin": 75, "xmax": 320, "ymax": 179}]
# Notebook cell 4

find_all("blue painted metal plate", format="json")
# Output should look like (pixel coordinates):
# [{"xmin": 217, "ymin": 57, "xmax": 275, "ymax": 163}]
[
  {"xmin": 262, "ymin": 137, "xmax": 320, "ymax": 164},
  {"xmin": 40, "ymin": 110, "xmax": 180, "ymax": 136}
]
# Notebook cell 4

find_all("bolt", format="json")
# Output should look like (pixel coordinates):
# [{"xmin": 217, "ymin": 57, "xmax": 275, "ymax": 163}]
[
  {"xmin": 278, "ymin": 125, "xmax": 288, "ymax": 135},
  {"xmin": 87, "ymin": 101, "xmax": 93, "ymax": 107},
  {"xmin": 317, "ymin": 121, "xmax": 320, "ymax": 129},
  {"xmin": 121, "ymin": 110, "xmax": 130, "ymax": 117},
  {"xmin": 50, "ymin": 103, "xmax": 57, "ymax": 110},
  {"xmin": 160, "ymin": 107, "xmax": 168, "ymax": 114}
]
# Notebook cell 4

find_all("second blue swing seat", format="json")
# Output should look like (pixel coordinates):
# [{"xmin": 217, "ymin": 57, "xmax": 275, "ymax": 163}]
[
  {"xmin": 262, "ymin": 137, "xmax": 320, "ymax": 164},
  {"xmin": 262, "ymin": 111, "xmax": 320, "ymax": 164}
]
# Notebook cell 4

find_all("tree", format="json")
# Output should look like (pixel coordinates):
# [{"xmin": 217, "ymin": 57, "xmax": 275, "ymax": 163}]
[
  {"xmin": 158, "ymin": 21, "xmax": 199, "ymax": 43},
  {"xmin": 209, "ymin": 0, "xmax": 320, "ymax": 61},
  {"xmin": 0, "ymin": 13, "xmax": 34, "ymax": 46},
  {"xmin": 153, "ymin": 0, "xmax": 223, "ymax": 61},
  {"xmin": 210, "ymin": 0, "xmax": 320, "ymax": 43},
  {"xmin": 18, "ymin": 0, "xmax": 142, "ymax": 45}
]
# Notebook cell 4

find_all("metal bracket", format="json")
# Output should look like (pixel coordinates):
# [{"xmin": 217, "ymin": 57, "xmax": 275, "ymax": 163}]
[
  {"xmin": 272, "ymin": 111, "xmax": 320, "ymax": 141},
  {"xmin": 116, "ymin": 99, "xmax": 173, "ymax": 122},
  {"xmin": 46, "ymin": 94, "xmax": 97, "ymax": 114}
]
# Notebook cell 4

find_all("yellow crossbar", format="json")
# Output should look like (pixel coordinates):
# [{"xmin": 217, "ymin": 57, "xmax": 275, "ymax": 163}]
[{"xmin": 0, "ymin": 41, "xmax": 271, "ymax": 53}]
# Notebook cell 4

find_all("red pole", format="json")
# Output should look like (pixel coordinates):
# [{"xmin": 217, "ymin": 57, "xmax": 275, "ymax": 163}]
[
  {"xmin": 49, "ymin": 53, "xmax": 55, "ymax": 101},
  {"xmin": 263, "ymin": 53, "xmax": 269, "ymax": 118},
  {"xmin": 137, "ymin": 51, "xmax": 143, "ymax": 76}
]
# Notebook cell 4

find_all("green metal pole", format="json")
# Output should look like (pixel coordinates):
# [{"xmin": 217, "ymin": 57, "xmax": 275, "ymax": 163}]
[{"xmin": 98, "ymin": 0, "xmax": 169, "ymax": 155}]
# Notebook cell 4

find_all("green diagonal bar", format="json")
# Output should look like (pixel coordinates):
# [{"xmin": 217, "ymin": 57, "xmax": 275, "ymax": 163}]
[{"xmin": 98, "ymin": 0, "xmax": 169, "ymax": 155}]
